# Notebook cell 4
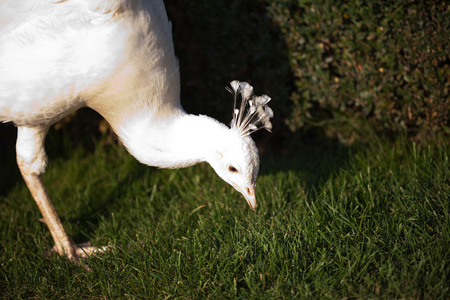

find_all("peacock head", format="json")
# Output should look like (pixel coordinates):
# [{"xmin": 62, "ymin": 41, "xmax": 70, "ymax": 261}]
[{"xmin": 208, "ymin": 81, "xmax": 273, "ymax": 209}]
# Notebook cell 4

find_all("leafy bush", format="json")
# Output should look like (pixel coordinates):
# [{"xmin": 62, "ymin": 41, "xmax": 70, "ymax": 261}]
[
  {"xmin": 167, "ymin": 0, "xmax": 449, "ymax": 144},
  {"xmin": 264, "ymin": 0, "xmax": 449, "ymax": 142}
]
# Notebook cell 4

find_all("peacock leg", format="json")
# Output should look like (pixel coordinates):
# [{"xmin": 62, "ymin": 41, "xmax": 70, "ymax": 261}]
[{"xmin": 15, "ymin": 126, "xmax": 107, "ymax": 270}]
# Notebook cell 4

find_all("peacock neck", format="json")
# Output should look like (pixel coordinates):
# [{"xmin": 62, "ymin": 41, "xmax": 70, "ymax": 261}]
[{"xmin": 117, "ymin": 112, "xmax": 230, "ymax": 169}]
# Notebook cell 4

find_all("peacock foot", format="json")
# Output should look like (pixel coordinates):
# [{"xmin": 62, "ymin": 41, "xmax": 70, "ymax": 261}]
[{"xmin": 44, "ymin": 241, "xmax": 112, "ymax": 272}]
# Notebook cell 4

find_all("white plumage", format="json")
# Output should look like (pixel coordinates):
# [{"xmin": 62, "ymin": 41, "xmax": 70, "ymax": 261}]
[{"xmin": 0, "ymin": 0, "xmax": 272, "ymax": 267}]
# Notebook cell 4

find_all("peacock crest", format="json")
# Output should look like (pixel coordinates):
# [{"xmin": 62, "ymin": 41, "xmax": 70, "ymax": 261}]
[{"xmin": 227, "ymin": 80, "xmax": 273, "ymax": 137}]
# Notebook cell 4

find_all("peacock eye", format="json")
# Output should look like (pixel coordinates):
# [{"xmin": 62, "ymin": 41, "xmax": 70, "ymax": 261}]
[{"xmin": 228, "ymin": 166, "xmax": 238, "ymax": 173}]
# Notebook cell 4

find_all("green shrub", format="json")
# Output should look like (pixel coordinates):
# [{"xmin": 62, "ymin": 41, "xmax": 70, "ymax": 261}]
[{"xmin": 265, "ymin": 0, "xmax": 449, "ymax": 142}]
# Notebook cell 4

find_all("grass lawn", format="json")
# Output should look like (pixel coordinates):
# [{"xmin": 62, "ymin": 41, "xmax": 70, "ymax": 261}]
[{"xmin": 1, "ymin": 128, "xmax": 449, "ymax": 298}]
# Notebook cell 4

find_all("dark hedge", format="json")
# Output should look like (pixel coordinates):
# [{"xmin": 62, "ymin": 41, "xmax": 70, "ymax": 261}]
[{"xmin": 168, "ymin": 0, "xmax": 449, "ymax": 144}]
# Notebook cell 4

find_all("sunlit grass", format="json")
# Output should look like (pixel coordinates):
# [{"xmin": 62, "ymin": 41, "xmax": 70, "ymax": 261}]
[{"xmin": 1, "ymin": 134, "xmax": 448, "ymax": 298}]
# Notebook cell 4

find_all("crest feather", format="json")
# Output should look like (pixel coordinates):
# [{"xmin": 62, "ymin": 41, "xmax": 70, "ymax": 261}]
[{"xmin": 226, "ymin": 80, "xmax": 273, "ymax": 137}]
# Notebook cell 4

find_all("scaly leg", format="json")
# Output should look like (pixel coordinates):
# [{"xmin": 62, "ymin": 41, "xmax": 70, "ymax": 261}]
[{"xmin": 16, "ymin": 126, "xmax": 107, "ymax": 270}]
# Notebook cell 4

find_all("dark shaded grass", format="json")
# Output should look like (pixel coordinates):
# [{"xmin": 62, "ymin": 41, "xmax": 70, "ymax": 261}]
[{"xmin": 0, "ymin": 132, "xmax": 448, "ymax": 298}]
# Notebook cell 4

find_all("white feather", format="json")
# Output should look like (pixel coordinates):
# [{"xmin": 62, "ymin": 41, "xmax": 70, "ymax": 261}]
[{"xmin": 228, "ymin": 80, "xmax": 273, "ymax": 137}]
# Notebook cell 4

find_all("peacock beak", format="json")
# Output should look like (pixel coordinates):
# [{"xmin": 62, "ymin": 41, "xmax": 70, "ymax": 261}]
[
  {"xmin": 229, "ymin": 181, "xmax": 257, "ymax": 209},
  {"xmin": 239, "ymin": 185, "xmax": 257, "ymax": 210}
]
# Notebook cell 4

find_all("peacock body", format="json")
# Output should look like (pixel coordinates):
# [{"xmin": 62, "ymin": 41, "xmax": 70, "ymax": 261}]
[{"xmin": 0, "ymin": 0, "xmax": 272, "ymax": 268}]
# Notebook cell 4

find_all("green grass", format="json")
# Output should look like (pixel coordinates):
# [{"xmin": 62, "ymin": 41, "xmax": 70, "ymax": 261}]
[{"xmin": 1, "ymin": 132, "xmax": 449, "ymax": 298}]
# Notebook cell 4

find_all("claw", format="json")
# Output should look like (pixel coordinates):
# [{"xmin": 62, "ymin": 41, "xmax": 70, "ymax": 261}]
[{"xmin": 44, "ymin": 241, "xmax": 112, "ymax": 272}]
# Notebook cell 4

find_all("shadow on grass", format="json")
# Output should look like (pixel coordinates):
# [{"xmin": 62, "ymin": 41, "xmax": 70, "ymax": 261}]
[
  {"xmin": 260, "ymin": 132, "xmax": 352, "ymax": 201},
  {"xmin": 66, "ymin": 163, "xmax": 152, "ymax": 244},
  {"xmin": 0, "ymin": 109, "xmax": 142, "ymax": 245}
]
